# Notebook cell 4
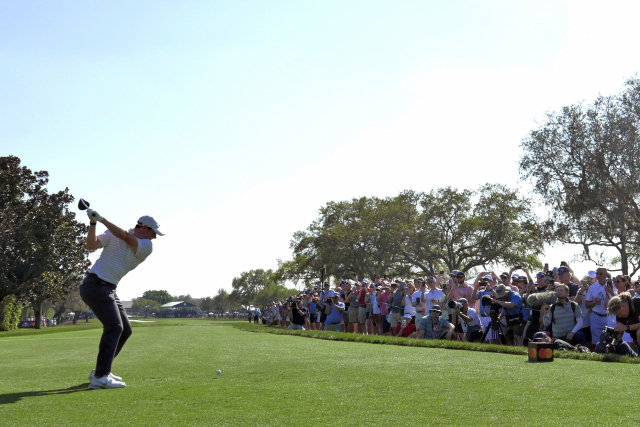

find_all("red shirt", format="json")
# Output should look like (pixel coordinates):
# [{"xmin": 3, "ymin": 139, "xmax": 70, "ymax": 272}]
[{"xmin": 394, "ymin": 322, "xmax": 417, "ymax": 337}]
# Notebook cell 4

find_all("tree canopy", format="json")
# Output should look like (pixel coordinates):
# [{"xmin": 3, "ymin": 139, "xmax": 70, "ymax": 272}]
[
  {"xmin": 520, "ymin": 76, "xmax": 640, "ymax": 275},
  {"xmin": 277, "ymin": 185, "xmax": 543, "ymax": 284}
]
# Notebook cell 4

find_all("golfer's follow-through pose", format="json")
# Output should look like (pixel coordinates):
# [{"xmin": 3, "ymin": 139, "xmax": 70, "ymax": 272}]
[{"xmin": 80, "ymin": 207, "xmax": 163, "ymax": 390}]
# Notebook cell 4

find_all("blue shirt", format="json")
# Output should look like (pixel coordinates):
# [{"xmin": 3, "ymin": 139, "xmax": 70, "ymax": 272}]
[
  {"xmin": 418, "ymin": 314, "xmax": 451, "ymax": 339},
  {"xmin": 504, "ymin": 291, "xmax": 524, "ymax": 318},
  {"xmin": 325, "ymin": 302, "xmax": 345, "ymax": 324}
]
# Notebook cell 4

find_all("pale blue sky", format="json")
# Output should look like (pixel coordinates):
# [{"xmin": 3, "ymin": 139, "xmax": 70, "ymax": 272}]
[{"xmin": 3, "ymin": 1, "xmax": 640, "ymax": 300}]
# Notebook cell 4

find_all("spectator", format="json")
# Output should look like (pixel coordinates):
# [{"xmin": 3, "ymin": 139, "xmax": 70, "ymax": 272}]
[
  {"xmin": 417, "ymin": 305, "xmax": 454, "ymax": 340},
  {"xmin": 424, "ymin": 277, "xmax": 445, "ymax": 314},
  {"xmin": 412, "ymin": 278, "xmax": 427, "ymax": 326},
  {"xmin": 402, "ymin": 282, "xmax": 417, "ymax": 323},
  {"xmin": 451, "ymin": 298, "xmax": 482, "ymax": 342},
  {"xmin": 342, "ymin": 281, "xmax": 355, "ymax": 332},
  {"xmin": 380, "ymin": 284, "xmax": 392, "ymax": 335},
  {"xmin": 387, "ymin": 282, "xmax": 405, "ymax": 334},
  {"xmin": 586, "ymin": 267, "xmax": 615, "ymax": 345},
  {"xmin": 492, "ymin": 284, "xmax": 524, "ymax": 346},
  {"xmin": 323, "ymin": 291, "xmax": 345, "ymax": 332},
  {"xmin": 287, "ymin": 299, "xmax": 307, "ymax": 330},
  {"xmin": 357, "ymin": 279, "xmax": 369, "ymax": 334},
  {"xmin": 557, "ymin": 266, "xmax": 579, "ymax": 300},
  {"xmin": 542, "ymin": 284, "xmax": 586, "ymax": 346},
  {"xmin": 371, "ymin": 285, "xmax": 382, "ymax": 335},
  {"xmin": 394, "ymin": 313, "xmax": 417, "ymax": 338},
  {"xmin": 614, "ymin": 275, "xmax": 632, "ymax": 295},
  {"xmin": 472, "ymin": 273, "xmax": 496, "ymax": 317},
  {"xmin": 574, "ymin": 273, "xmax": 594, "ymax": 348}
]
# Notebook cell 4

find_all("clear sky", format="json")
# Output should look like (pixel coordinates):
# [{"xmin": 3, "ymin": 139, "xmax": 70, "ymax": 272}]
[{"xmin": 3, "ymin": 1, "xmax": 640, "ymax": 300}]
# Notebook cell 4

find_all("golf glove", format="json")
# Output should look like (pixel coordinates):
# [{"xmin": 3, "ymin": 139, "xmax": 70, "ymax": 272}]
[{"xmin": 87, "ymin": 209, "xmax": 104, "ymax": 223}]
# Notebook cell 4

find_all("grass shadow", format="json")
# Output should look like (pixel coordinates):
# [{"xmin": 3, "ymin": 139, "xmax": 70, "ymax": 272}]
[{"xmin": 0, "ymin": 383, "xmax": 90, "ymax": 405}]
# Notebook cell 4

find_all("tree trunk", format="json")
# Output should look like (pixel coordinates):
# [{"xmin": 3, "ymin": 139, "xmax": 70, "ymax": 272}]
[
  {"xmin": 85, "ymin": 312, "xmax": 89, "ymax": 322},
  {"xmin": 33, "ymin": 301, "xmax": 42, "ymax": 330}
]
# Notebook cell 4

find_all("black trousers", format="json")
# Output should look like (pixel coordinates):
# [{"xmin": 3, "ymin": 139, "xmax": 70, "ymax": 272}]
[{"xmin": 80, "ymin": 273, "xmax": 132, "ymax": 378}]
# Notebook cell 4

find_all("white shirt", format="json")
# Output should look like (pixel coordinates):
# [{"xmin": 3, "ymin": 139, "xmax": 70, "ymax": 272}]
[
  {"xmin": 459, "ymin": 308, "xmax": 480, "ymax": 333},
  {"xmin": 372, "ymin": 294, "xmax": 381, "ymax": 315},
  {"xmin": 89, "ymin": 230, "xmax": 153, "ymax": 285},
  {"xmin": 586, "ymin": 282, "xmax": 611, "ymax": 315},
  {"xmin": 404, "ymin": 296, "xmax": 416, "ymax": 316},
  {"xmin": 424, "ymin": 289, "xmax": 445, "ymax": 313}
]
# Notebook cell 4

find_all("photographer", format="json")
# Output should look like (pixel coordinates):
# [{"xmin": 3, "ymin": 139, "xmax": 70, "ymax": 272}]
[
  {"xmin": 323, "ymin": 290, "xmax": 345, "ymax": 332},
  {"xmin": 608, "ymin": 292, "xmax": 640, "ymax": 350},
  {"xmin": 542, "ymin": 284, "xmax": 586, "ymax": 346},
  {"xmin": 472, "ymin": 274, "xmax": 496, "ymax": 317},
  {"xmin": 450, "ymin": 298, "xmax": 482, "ymax": 342},
  {"xmin": 594, "ymin": 326, "xmax": 637, "ymax": 357},
  {"xmin": 417, "ymin": 305, "xmax": 454, "ymax": 340},
  {"xmin": 490, "ymin": 284, "xmax": 524, "ymax": 346},
  {"xmin": 286, "ymin": 299, "xmax": 307, "ymax": 330}
]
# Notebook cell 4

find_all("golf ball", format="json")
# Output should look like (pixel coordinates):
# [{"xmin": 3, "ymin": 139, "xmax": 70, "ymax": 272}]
[{"xmin": 216, "ymin": 370, "xmax": 222, "ymax": 375}]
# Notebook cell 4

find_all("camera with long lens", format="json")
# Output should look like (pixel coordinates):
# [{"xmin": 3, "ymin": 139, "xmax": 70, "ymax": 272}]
[
  {"xmin": 601, "ymin": 326, "xmax": 619, "ymax": 345},
  {"xmin": 447, "ymin": 301, "xmax": 462, "ymax": 310},
  {"xmin": 481, "ymin": 295, "xmax": 502, "ymax": 318}
]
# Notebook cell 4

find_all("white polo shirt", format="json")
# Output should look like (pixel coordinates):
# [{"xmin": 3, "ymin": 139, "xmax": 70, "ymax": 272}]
[{"xmin": 89, "ymin": 230, "xmax": 153, "ymax": 285}]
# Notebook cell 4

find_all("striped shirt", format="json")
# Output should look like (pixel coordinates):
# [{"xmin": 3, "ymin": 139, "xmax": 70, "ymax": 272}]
[
  {"xmin": 89, "ymin": 230, "xmax": 153, "ymax": 285},
  {"xmin": 543, "ymin": 301, "xmax": 582, "ymax": 338}
]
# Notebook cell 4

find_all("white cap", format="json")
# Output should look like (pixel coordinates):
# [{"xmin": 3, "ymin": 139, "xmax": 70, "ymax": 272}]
[
  {"xmin": 138, "ymin": 215, "xmax": 164, "ymax": 236},
  {"xmin": 587, "ymin": 270, "xmax": 596, "ymax": 279}
]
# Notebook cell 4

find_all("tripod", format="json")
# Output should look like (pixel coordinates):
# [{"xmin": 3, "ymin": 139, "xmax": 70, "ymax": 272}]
[{"xmin": 481, "ymin": 316, "xmax": 506, "ymax": 345}]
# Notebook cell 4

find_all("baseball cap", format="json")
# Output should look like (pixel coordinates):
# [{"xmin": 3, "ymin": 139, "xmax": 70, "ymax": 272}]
[
  {"xmin": 536, "ymin": 272, "xmax": 545, "ymax": 277},
  {"xmin": 362, "ymin": 279, "xmax": 369, "ymax": 284},
  {"xmin": 451, "ymin": 270, "xmax": 460, "ymax": 276},
  {"xmin": 557, "ymin": 267, "xmax": 570, "ymax": 274},
  {"xmin": 430, "ymin": 305, "xmax": 442, "ymax": 312},
  {"xmin": 511, "ymin": 274, "xmax": 520, "ymax": 279},
  {"xmin": 457, "ymin": 298, "xmax": 468, "ymax": 305},
  {"xmin": 533, "ymin": 332, "xmax": 548, "ymax": 340},
  {"xmin": 483, "ymin": 275, "xmax": 492, "ymax": 281},
  {"xmin": 587, "ymin": 270, "xmax": 597, "ymax": 279},
  {"xmin": 500, "ymin": 272, "xmax": 509, "ymax": 278},
  {"xmin": 403, "ymin": 313, "xmax": 412, "ymax": 319},
  {"xmin": 416, "ymin": 277, "xmax": 424, "ymax": 282},
  {"xmin": 427, "ymin": 276, "xmax": 436, "ymax": 282},
  {"xmin": 138, "ymin": 215, "xmax": 164, "ymax": 236}
]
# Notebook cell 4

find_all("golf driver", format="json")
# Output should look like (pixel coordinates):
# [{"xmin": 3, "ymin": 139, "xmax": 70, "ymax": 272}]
[{"xmin": 78, "ymin": 198, "xmax": 101, "ymax": 221}]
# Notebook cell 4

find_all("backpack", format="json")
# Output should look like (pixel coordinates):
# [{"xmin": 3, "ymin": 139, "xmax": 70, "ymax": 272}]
[{"xmin": 550, "ymin": 301, "xmax": 577, "ymax": 323}]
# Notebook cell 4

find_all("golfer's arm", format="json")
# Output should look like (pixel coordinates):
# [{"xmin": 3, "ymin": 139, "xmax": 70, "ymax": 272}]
[
  {"xmin": 101, "ymin": 219, "xmax": 138, "ymax": 252},
  {"xmin": 86, "ymin": 224, "xmax": 103, "ymax": 250}
]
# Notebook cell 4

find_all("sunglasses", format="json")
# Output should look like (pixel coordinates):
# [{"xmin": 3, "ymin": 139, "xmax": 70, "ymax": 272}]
[{"xmin": 615, "ymin": 280, "xmax": 626, "ymax": 283}]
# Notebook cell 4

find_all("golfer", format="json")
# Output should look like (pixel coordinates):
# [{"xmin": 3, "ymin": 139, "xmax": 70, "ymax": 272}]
[{"xmin": 80, "ymin": 207, "xmax": 163, "ymax": 389}]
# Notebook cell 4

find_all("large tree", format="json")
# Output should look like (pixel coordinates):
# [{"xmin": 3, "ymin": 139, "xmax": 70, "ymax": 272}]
[
  {"xmin": 278, "ymin": 186, "xmax": 543, "ymax": 283},
  {"xmin": 0, "ymin": 156, "xmax": 90, "ymax": 328},
  {"xmin": 230, "ymin": 269, "xmax": 279, "ymax": 306},
  {"xmin": 141, "ymin": 290, "xmax": 173, "ymax": 305},
  {"xmin": 520, "ymin": 76, "xmax": 640, "ymax": 275}
]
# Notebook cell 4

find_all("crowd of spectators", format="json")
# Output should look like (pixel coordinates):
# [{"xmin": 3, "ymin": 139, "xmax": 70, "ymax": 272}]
[{"xmin": 252, "ymin": 263, "xmax": 640, "ymax": 356}]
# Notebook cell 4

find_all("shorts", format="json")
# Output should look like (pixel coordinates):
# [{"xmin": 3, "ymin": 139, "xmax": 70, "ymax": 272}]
[
  {"xmin": 505, "ymin": 323, "xmax": 525, "ymax": 340},
  {"xmin": 455, "ymin": 322, "xmax": 464, "ymax": 333},
  {"xmin": 358, "ymin": 306, "xmax": 367, "ymax": 323},
  {"xmin": 348, "ymin": 307, "xmax": 359, "ymax": 323},
  {"xmin": 372, "ymin": 314, "xmax": 381, "ymax": 325},
  {"xmin": 309, "ymin": 313, "xmax": 316, "ymax": 323},
  {"xmin": 320, "ymin": 311, "xmax": 327, "ymax": 323},
  {"xmin": 342, "ymin": 311, "xmax": 349, "ymax": 324},
  {"xmin": 382, "ymin": 316, "xmax": 391, "ymax": 334},
  {"xmin": 390, "ymin": 312, "xmax": 402, "ymax": 328}
]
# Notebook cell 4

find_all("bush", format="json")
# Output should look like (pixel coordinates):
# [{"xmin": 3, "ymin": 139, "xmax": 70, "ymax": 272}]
[{"xmin": 0, "ymin": 295, "xmax": 21, "ymax": 331}]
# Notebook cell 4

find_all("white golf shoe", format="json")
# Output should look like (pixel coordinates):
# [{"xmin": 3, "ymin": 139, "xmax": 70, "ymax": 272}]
[
  {"xmin": 88, "ymin": 369, "xmax": 122, "ymax": 382},
  {"xmin": 89, "ymin": 375, "xmax": 126, "ymax": 390}
]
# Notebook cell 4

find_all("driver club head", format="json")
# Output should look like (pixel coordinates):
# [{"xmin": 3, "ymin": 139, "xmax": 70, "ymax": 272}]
[{"xmin": 78, "ymin": 198, "xmax": 90, "ymax": 210}]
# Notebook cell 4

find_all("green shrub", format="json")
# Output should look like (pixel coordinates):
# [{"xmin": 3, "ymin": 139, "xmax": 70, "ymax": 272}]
[{"xmin": 0, "ymin": 295, "xmax": 21, "ymax": 332}]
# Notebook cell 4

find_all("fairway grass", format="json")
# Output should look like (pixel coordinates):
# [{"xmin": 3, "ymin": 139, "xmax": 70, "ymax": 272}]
[{"xmin": 1, "ymin": 320, "xmax": 639, "ymax": 426}]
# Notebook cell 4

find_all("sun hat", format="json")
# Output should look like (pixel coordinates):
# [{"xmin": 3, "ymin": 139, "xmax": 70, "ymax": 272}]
[
  {"xmin": 138, "ymin": 215, "xmax": 164, "ymax": 236},
  {"xmin": 494, "ymin": 284, "xmax": 509, "ymax": 298}
]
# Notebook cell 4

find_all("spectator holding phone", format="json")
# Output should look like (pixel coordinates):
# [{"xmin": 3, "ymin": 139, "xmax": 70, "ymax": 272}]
[
  {"xmin": 586, "ymin": 267, "xmax": 615, "ymax": 345},
  {"xmin": 394, "ymin": 313, "xmax": 417, "ymax": 338}
]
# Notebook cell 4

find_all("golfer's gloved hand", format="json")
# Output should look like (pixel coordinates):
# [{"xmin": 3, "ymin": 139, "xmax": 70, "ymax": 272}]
[{"xmin": 87, "ymin": 209, "xmax": 104, "ymax": 223}]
